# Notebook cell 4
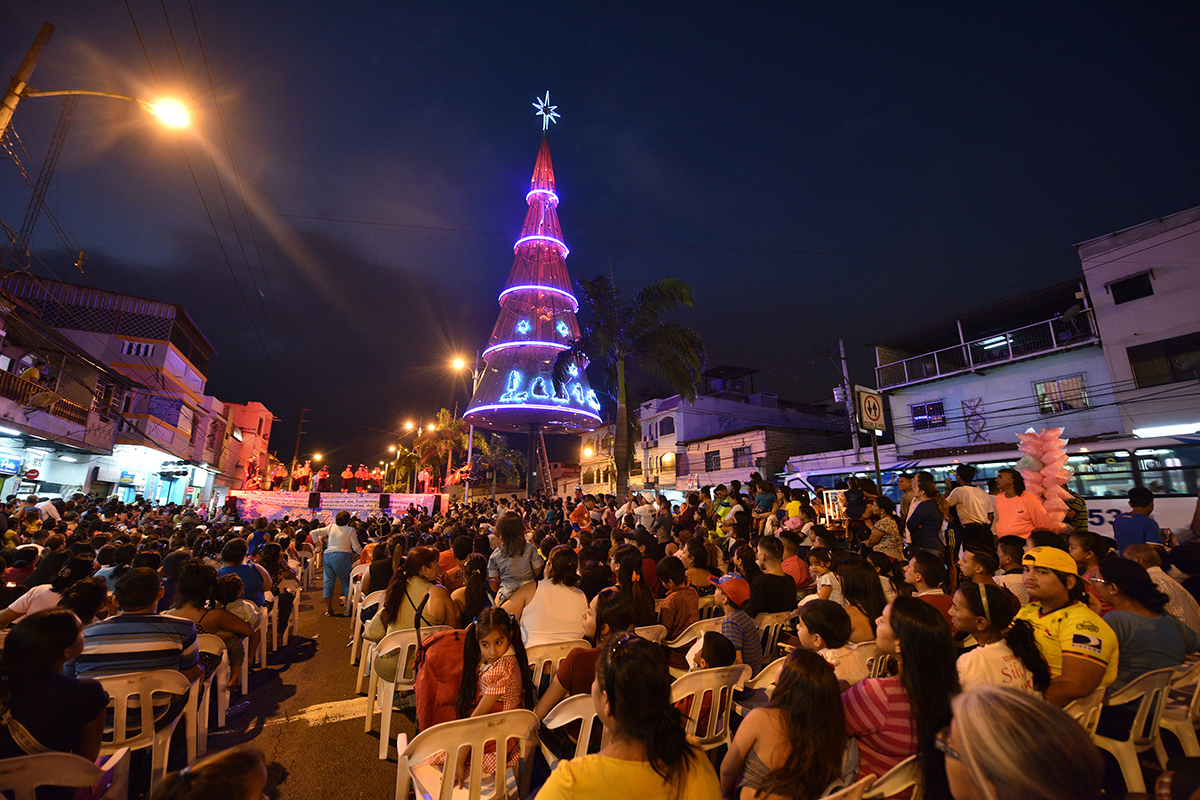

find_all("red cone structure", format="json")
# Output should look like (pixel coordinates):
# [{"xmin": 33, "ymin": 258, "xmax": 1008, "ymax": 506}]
[{"xmin": 464, "ymin": 135, "xmax": 601, "ymax": 433}]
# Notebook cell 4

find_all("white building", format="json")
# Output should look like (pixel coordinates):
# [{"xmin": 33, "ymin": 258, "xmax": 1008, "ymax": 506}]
[
  {"xmin": 579, "ymin": 365, "xmax": 848, "ymax": 498},
  {"xmin": 1076, "ymin": 205, "xmax": 1200, "ymax": 437},
  {"xmin": 873, "ymin": 280, "xmax": 1123, "ymax": 456}
]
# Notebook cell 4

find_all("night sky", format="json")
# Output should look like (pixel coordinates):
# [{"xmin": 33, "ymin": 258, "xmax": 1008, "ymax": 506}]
[{"xmin": 1, "ymin": 2, "xmax": 1197, "ymax": 467}]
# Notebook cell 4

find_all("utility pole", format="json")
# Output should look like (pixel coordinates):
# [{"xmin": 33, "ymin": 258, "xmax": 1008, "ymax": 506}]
[
  {"xmin": 0, "ymin": 22, "xmax": 54, "ymax": 141},
  {"xmin": 839, "ymin": 338, "xmax": 862, "ymax": 463},
  {"xmin": 289, "ymin": 404, "xmax": 309, "ymax": 491}
]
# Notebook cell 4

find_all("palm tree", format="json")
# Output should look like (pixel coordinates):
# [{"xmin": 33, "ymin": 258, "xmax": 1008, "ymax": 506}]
[
  {"xmin": 475, "ymin": 433, "xmax": 527, "ymax": 499},
  {"xmin": 553, "ymin": 275, "xmax": 705, "ymax": 501},
  {"xmin": 385, "ymin": 447, "xmax": 420, "ymax": 493},
  {"xmin": 413, "ymin": 408, "xmax": 471, "ymax": 487}
]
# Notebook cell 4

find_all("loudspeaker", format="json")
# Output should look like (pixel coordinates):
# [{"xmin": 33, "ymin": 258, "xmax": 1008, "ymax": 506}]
[
  {"xmin": 432, "ymin": 494, "xmax": 442, "ymax": 514},
  {"xmin": 308, "ymin": 492, "xmax": 320, "ymax": 509},
  {"xmin": 379, "ymin": 494, "xmax": 390, "ymax": 510}
]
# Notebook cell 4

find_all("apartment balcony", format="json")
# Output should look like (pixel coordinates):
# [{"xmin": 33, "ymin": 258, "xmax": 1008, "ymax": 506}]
[
  {"xmin": 876, "ymin": 310, "xmax": 1098, "ymax": 391},
  {"xmin": 0, "ymin": 370, "xmax": 89, "ymax": 425}
]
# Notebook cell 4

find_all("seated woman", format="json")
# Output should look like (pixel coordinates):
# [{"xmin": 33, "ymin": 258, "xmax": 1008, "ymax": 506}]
[
  {"xmin": 720, "ymin": 648, "xmax": 850, "ymax": 799},
  {"xmin": 1095, "ymin": 555, "xmax": 1200, "ymax": 692},
  {"xmin": 0, "ymin": 555, "xmax": 95, "ymax": 629},
  {"xmin": 503, "ymin": 545, "xmax": 588, "ymax": 648},
  {"xmin": 0, "ymin": 609, "xmax": 109, "ymax": 782},
  {"xmin": 838, "ymin": 559, "xmax": 887, "ymax": 645},
  {"xmin": 950, "ymin": 582, "xmax": 1049, "ymax": 695},
  {"xmin": 170, "ymin": 559, "xmax": 256, "ymax": 690},
  {"xmin": 843, "ymin": 596, "xmax": 958, "ymax": 798},
  {"xmin": 536, "ymin": 632, "xmax": 721, "ymax": 799},
  {"xmin": 611, "ymin": 544, "xmax": 656, "ymax": 628},
  {"xmin": 256, "ymin": 542, "xmax": 299, "ymax": 631},
  {"xmin": 364, "ymin": 546, "xmax": 456, "ymax": 683},
  {"xmin": 678, "ymin": 537, "xmax": 716, "ymax": 597},
  {"xmin": 217, "ymin": 538, "xmax": 272, "ymax": 607},
  {"xmin": 944, "ymin": 685, "xmax": 1103, "ymax": 800},
  {"xmin": 450, "ymin": 554, "xmax": 493, "ymax": 628}
]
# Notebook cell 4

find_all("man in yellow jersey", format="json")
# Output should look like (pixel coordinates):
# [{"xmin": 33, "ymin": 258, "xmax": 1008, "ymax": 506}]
[{"xmin": 1016, "ymin": 546, "xmax": 1118, "ymax": 707}]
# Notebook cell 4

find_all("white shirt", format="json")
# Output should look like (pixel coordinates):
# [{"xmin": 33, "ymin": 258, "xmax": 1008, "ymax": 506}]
[
  {"xmin": 519, "ymin": 580, "xmax": 588, "ymax": 648},
  {"xmin": 994, "ymin": 573, "xmax": 1030, "ymax": 607},
  {"xmin": 1148, "ymin": 566, "xmax": 1200, "ymax": 635},
  {"xmin": 34, "ymin": 500, "xmax": 61, "ymax": 522},
  {"xmin": 4, "ymin": 584, "xmax": 62, "ymax": 620},
  {"xmin": 956, "ymin": 640, "xmax": 1038, "ymax": 693},
  {"xmin": 633, "ymin": 504, "xmax": 654, "ymax": 529},
  {"xmin": 313, "ymin": 524, "xmax": 362, "ymax": 555},
  {"xmin": 946, "ymin": 485, "xmax": 994, "ymax": 526}
]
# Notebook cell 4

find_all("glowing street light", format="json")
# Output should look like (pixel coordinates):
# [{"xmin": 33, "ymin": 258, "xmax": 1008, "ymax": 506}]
[
  {"xmin": 405, "ymin": 421, "xmax": 414, "ymax": 430},
  {"xmin": 388, "ymin": 445, "xmax": 396, "ymax": 453},
  {"xmin": 452, "ymin": 357, "xmax": 466, "ymax": 371},
  {"xmin": 583, "ymin": 446, "xmax": 594, "ymax": 458},
  {"xmin": 313, "ymin": 453, "xmax": 322, "ymax": 461},
  {"xmin": 140, "ymin": 98, "xmax": 189, "ymax": 127}
]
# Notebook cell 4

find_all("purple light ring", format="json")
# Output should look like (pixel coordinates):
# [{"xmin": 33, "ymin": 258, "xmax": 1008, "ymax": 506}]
[
  {"xmin": 481, "ymin": 340, "xmax": 571, "ymax": 358},
  {"xmin": 514, "ymin": 235, "xmax": 570, "ymax": 258},
  {"xmin": 465, "ymin": 403, "xmax": 603, "ymax": 424},
  {"xmin": 525, "ymin": 188, "xmax": 560, "ymax": 205},
  {"xmin": 496, "ymin": 284, "xmax": 580, "ymax": 312}
]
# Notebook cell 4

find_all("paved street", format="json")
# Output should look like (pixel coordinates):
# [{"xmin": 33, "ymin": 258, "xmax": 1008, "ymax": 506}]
[{"xmin": 206, "ymin": 581, "xmax": 416, "ymax": 799}]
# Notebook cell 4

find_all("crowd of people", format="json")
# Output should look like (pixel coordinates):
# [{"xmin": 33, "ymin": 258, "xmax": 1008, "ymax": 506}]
[{"xmin": 2, "ymin": 470, "xmax": 1200, "ymax": 799}]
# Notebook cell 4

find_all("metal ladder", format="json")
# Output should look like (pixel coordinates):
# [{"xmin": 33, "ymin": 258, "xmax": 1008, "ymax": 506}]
[{"xmin": 537, "ymin": 431, "xmax": 554, "ymax": 496}]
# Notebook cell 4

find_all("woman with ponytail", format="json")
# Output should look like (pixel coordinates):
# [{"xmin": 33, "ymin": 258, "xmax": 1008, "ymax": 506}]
[
  {"xmin": 951, "ymin": 582, "xmax": 1050, "ymax": 694},
  {"xmin": 450, "ymin": 553, "xmax": 493, "ymax": 629},
  {"xmin": 610, "ymin": 543, "xmax": 656, "ymax": 627},
  {"xmin": 365, "ymin": 546, "xmax": 455, "ymax": 683},
  {"xmin": 537, "ymin": 632, "xmax": 719, "ymax": 799},
  {"xmin": 0, "ymin": 609, "xmax": 108, "ymax": 774}
]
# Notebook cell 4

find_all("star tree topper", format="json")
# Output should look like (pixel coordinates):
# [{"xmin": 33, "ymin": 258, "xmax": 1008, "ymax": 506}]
[{"xmin": 533, "ymin": 91, "xmax": 560, "ymax": 131}]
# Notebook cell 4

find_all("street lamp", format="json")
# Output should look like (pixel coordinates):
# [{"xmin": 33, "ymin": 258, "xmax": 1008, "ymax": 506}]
[
  {"xmin": 1, "ymin": 23, "xmax": 191, "ymax": 140},
  {"xmin": 453, "ymin": 353, "xmax": 483, "ymax": 501},
  {"xmin": 583, "ymin": 446, "xmax": 594, "ymax": 458}
]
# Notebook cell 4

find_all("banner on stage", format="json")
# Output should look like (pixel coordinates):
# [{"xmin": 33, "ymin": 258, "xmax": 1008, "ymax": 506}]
[{"xmin": 230, "ymin": 490, "xmax": 445, "ymax": 522}]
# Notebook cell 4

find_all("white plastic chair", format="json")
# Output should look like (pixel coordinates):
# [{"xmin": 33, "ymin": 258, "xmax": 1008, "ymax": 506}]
[
  {"xmin": 664, "ymin": 617, "xmax": 724, "ymax": 678},
  {"xmin": 394, "ymin": 709, "xmax": 539, "ymax": 800},
  {"xmin": 348, "ymin": 564, "xmax": 371, "ymax": 619},
  {"xmin": 298, "ymin": 545, "xmax": 315, "ymax": 588},
  {"xmin": 1094, "ymin": 667, "xmax": 1174, "ymax": 793},
  {"xmin": 867, "ymin": 653, "xmax": 896, "ymax": 679},
  {"xmin": 365, "ymin": 626, "xmax": 452, "ymax": 759},
  {"xmin": 822, "ymin": 775, "xmax": 877, "ymax": 799},
  {"xmin": 669, "ymin": 664, "xmax": 751, "ymax": 750},
  {"xmin": 0, "ymin": 748, "xmax": 130, "ymax": 800},
  {"xmin": 734, "ymin": 656, "xmax": 786, "ymax": 717},
  {"xmin": 195, "ymin": 634, "xmax": 230, "ymax": 749},
  {"xmin": 1064, "ymin": 687, "xmax": 1106, "ymax": 738},
  {"xmin": 633, "ymin": 624, "xmax": 667, "ymax": 644},
  {"xmin": 539, "ymin": 693, "xmax": 608, "ymax": 770},
  {"xmin": 278, "ymin": 584, "xmax": 301, "ymax": 646},
  {"xmin": 96, "ymin": 669, "xmax": 197, "ymax": 795},
  {"xmin": 754, "ymin": 611, "xmax": 794, "ymax": 662},
  {"xmin": 526, "ymin": 639, "xmax": 589, "ymax": 695},
  {"xmin": 862, "ymin": 754, "xmax": 920, "ymax": 799},
  {"xmin": 697, "ymin": 595, "xmax": 723, "ymax": 620},
  {"xmin": 1158, "ymin": 660, "xmax": 1200, "ymax": 761},
  {"xmin": 353, "ymin": 590, "xmax": 386, "ymax": 667},
  {"xmin": 356, "ymin": 592, "xmax": 390, "ymax": 694}
]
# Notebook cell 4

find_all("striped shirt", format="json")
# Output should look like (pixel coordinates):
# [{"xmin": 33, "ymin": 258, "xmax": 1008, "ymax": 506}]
[
  {"xmin": 70, "ymin": 614, "xmax": 200, "ymax": 679},
  {"xmin": 843, "ymin": 676, "xmax": 915, "ymax": 780},
  {"xmin": 721, "ymin": 608, "xmax": 763, "ymax": 676}
]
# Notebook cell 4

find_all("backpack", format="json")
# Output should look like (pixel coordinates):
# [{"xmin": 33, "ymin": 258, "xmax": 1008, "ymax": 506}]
[{"xmin": 413, "ymin": 628, "xmax": 466, "ymax": 731}]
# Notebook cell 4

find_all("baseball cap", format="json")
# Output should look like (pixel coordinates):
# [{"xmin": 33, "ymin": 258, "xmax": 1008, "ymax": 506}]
[
  {"xmin": 1022, "ymin": 546, "xmax": 1079, "ymax": 575},
  {"xmin": 710, "ymin": 573, "xmax": 750, "ymax": 607}
]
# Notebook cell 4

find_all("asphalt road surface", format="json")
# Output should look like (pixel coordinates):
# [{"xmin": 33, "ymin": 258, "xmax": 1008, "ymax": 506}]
[{"xmin": 204, "ymin": 581, "xmax": 417, "ymax": 798}]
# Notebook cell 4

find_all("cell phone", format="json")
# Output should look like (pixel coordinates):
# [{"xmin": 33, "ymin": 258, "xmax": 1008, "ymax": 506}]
[{"xmin": 233, "ymin": 526, "xmax": 244, "ymax": 532}]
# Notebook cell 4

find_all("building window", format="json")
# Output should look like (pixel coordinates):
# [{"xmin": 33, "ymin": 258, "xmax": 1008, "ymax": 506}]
[
  {"xmin": 1128, "ymin": 331, "xmax": 1200, "ymax": 388},
  {"xmin": 704, "ymin": 451, "xmax": 721, "ymax": 472},
  {"xmin": 1034, "ymin": 374, "xmax": 1090, "ymax": 414},
  {"xmin": 733, "ymin": 446, "xmax": 753, "ymax": 469},
  {"xmin": 257, "ymin": 418, "xmax": 263, "ymax": 436},
  {"xmin": 1110, "ymin": 272, "xmax": 1154, "ymax": 305},
  {"xmin": 119, "ymin": 340, "xmax": 155, "ymax": 358},
  {"xmin": 660, "ymin": 416, "xmax": 675, "ymax": 436},
  {"xmin": 911, "ymin": 401, "xmax": 947, "ymax": 431}
]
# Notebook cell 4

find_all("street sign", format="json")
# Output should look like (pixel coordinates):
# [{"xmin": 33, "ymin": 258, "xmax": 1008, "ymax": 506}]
[
  {"xmin": 855, "ymin": 385, "xmax": 886, "ymax": 433},
  {"xmin": 24, "ymin": 468, "xmax": 39, "ymax": 480}
]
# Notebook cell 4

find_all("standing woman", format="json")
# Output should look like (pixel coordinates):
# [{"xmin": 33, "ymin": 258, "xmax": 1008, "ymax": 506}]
[
  {"xmin": 843, "ymin": 596, "xmax": 959, "ymax": 800},
  {"xmin": 313, "ymin": 511, "xmax": 362, "ymax": 617},
  {"xmin": 536, "ymin": 632, "xmax": 721, "ymax": 799},
  {"xmin": 906, "ymin": 475, "xmax": 947, "ymax": 556}
]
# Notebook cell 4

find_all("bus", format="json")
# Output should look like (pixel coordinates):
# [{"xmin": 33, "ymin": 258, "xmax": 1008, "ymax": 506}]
[{"xmin": 782, "ymin": 435, "xmax": 1200, "ymax": 538}]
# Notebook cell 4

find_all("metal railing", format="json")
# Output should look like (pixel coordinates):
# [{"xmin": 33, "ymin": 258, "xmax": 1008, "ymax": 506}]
[
  {"xmin": 876, "ymin": 310, "xmax": 1097, "ymax": 390},
  {"xmin": 0, "ymin": 370, "xmax": 89, "ymax": 426}
]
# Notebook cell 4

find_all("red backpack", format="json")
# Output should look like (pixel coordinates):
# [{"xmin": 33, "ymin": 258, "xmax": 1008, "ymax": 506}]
[{"xmin": 413, "ymin": 627, "xmax": 466, "ymax": 731}]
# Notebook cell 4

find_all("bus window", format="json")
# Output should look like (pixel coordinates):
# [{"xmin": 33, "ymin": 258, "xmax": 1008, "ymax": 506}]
[
  {"xmin": 1070, "ymin": 452, "xmax": 1136, "ymax": 499},
  {"xmin": 1134, "ymin": 445, "xmax": 1200, "ymax": 496}
]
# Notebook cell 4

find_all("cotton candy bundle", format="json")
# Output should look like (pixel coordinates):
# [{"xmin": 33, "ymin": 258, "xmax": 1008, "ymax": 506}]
[{"xmin": 1035, "ymin": 427, "xmax": 1073, "ymax": 532}]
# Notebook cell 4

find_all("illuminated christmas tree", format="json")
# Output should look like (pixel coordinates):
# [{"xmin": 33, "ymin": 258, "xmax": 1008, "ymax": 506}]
[{"xmin": 464, "ymin": 94, "xmax": 602, "ymax": 437}]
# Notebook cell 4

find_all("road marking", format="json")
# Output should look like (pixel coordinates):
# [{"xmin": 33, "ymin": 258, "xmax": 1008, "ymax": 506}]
[{"xmin": 263, "ymin": 697, "xmax": 370, "ymax": 728}]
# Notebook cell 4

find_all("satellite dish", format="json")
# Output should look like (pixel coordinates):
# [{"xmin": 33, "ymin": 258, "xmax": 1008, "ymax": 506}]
[
  {"xmin": 25, "ymin": 391, "xmax": 58, "ymax": 410},
  {"xmin": 1061, "ymin": 304, "xmax": 1082, "ymax": 321}
]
